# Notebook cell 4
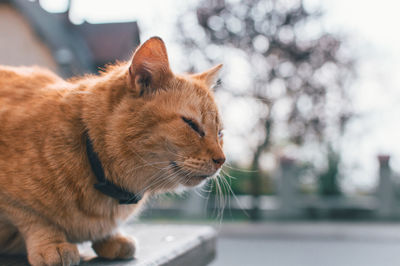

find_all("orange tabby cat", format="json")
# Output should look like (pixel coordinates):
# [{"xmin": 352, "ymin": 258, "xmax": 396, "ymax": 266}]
[{"xmin": 0, "ymin": 37, "xmax": 225, "ymax": 266}]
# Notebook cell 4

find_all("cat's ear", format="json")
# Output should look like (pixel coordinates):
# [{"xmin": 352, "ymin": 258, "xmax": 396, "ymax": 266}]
[
  {"xmin": 192, "ymin": 64, "xmax": 223, "ymax": 89},
  {"xmin": 129, "ymin": 37, "xmax": 172, "ymax": 95}
]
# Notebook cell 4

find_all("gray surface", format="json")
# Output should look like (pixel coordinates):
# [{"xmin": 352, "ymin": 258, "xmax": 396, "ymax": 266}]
[
  {"xmin": 211, "ymin": 222, "xmax": 400, "ymax": 266},
  {"xmin": 212, "ymin": 238, "xmax": 400, "ymax": 266},
  {"xmin": 0, "ymin": 224, "xmax": 216, "ymax": 266}
]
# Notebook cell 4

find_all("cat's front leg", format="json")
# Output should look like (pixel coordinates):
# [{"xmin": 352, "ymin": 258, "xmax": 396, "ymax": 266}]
[
  {"xmin": 92, "ymin": 233, "xmax": 136, "ymax": 260},
  {"xmin": 21, "ymin": 224, "xmax": 80, "ymax": 266}
]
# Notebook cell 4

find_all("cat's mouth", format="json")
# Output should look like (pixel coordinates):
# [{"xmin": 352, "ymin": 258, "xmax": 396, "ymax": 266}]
[{"xmin": 170, "ymin": 161, "xmax": 210, "ymax": 186}]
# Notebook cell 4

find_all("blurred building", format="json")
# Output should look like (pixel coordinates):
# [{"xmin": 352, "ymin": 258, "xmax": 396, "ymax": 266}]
[{"xmin": 0, "ymin": 0, "xmax": 140, "ymax": 77}]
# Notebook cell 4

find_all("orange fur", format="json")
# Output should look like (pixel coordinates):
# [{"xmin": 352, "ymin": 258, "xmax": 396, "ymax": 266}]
[{"xmin": 0, "ymin": 37, "xmax": 225, "ymax": 265}]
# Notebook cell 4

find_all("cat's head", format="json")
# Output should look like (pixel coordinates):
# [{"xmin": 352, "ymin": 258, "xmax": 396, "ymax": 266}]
[{"xmin": 107, "ymin": 37, "xmax": 225, "ymax": 193}]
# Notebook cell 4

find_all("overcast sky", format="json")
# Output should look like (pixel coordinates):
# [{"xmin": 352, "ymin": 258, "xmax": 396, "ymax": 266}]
[{"xmin": 40, "ymin": 0, "xmax": 400, "ymax": 191}]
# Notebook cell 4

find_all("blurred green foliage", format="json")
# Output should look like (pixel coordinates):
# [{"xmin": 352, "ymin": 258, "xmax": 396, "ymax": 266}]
[
  {"xmin": 318, "ymin": 146, "xmax": 341, "ymax": 196},
  {"xmin": 215, "ymin": 166, "xmax": 274, "ymax": 195}
]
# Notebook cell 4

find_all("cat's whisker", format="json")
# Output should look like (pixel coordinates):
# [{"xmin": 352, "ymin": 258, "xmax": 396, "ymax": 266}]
[
  {"xmin": 192, "ymin": 186, "xmax": 210, "ymax": 200},
  {"xmin": 132, "ymin": 163, "xmax": 177, "ymax": 195},
  {"xmin": 197, "ymin": 179, "xmax": 214, "ymax": 215},
  {"xmin": 135, "ymin": 166, "xmax": 176, "ymax": 195},
  {"xmin": 139, "ymin": 164, "xmax": 189, "ymax": 194},
  {"xmin": 127, "ymin": 147, "xmax": 180, "ymax": 171},
  {"xmin": 211, "ymin": 179, "xmax": 219, "ymax": 219},
  {"xmin": 212, "ymin": 172, "xmax": 232, "ymax": 223},
  {"xmin": 220, "ymin": 169, "xmax": 237, "ymax": 180},
  {"xmin": 127, "ymin": 161, "xmax": 174, "ymax": 174},
  {"xmin": 219, "ymin": 174, "xmax": 230, "ymax": 215},
  {"xmin": 164, "ymin": 145, "xmax": 187, "ymax": 160},
  {"xmin": 154, "ymin": 170, "xmax": 182, "ymax": 191},
  {"xmin": 222, "ymin": 163, "xmax": 258, "ymax": 173},
  {"xmin": 214, "ymin": 176, "xmax": 227, "ymax": 220},
  {"xmin": 215, "ymin": 177, "xmax": 225, "ymax": 223},
  {"xmin": 219, "ymin": 172, "xmax": 250, "ymax": 218}
]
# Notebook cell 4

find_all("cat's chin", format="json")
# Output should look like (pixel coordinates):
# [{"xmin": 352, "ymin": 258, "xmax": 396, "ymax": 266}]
[
  {"xmin": 169, "ymin": 161, "xmax": 208, "ymax": 187},
  {"xmin": 181, "ymin": 171, "xmax": 220, "ymax": 187},
  {"xmin": 174, "ymin": 179, "xmax": 208, "ymax": 193},
  {"xmin": 182, "ymin": 176, "xmax": 210, "ymax": 187}
]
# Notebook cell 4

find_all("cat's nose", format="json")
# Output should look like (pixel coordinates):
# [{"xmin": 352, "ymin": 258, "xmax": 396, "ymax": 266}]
[{"xmin": 212, "ymin": 156, "xmax": 226, "ymax": 169}]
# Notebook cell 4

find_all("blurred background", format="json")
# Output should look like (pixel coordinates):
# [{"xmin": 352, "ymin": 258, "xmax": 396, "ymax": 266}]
[{"xmin": 2, "ymin": 0, "xmax": 400, "ymax": 265}]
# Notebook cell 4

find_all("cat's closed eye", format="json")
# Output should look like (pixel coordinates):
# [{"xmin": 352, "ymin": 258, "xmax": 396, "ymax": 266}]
[{"xmin": 181, "ymin": 116, "xmax": 205, "ymax": 137}]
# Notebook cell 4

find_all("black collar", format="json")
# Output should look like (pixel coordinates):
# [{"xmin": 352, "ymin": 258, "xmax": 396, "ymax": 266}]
[{"xmin": 85, "ymin": 133, "xmax": 141, "ymax": 204}]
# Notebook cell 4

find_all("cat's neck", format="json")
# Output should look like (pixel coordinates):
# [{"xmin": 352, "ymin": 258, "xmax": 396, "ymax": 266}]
[{"xmin": 73, "ymin": 64, "xmax": 149, "ymax": 193}]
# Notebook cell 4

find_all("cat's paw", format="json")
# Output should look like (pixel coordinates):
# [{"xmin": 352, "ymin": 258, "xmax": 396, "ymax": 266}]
[
  {"xmin": 92, "ymin": 235, "xmax": 135, "ymax": 260},
  {"xmin": 28, "ymin": 242, "xmax": 80, "ymax": 266}
]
